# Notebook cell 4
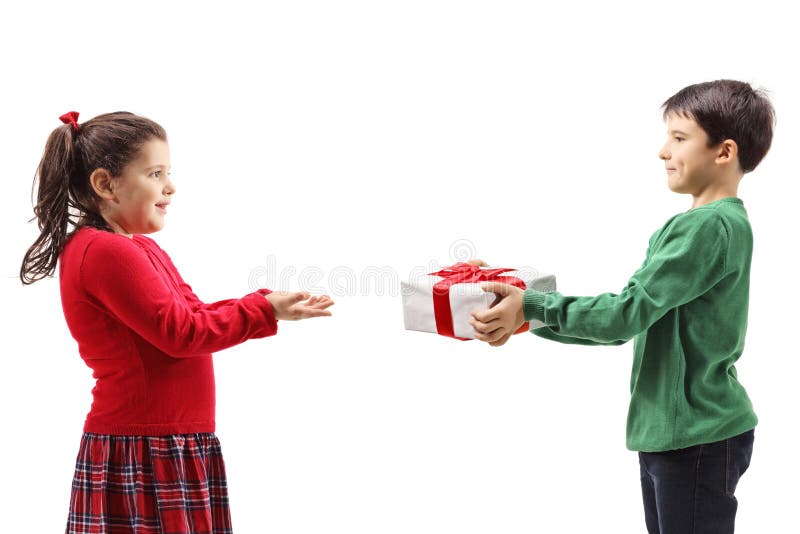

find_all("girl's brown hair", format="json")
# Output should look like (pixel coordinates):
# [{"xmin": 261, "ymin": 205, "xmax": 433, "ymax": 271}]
[{"xmin": 21, "ymin": 111, "xmax": 167, "ymax": 285}]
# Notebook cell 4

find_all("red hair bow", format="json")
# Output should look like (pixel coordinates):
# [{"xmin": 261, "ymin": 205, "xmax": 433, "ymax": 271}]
[{"xmin": 59, "ymin": 111, "xmax": 80, "ymax": 132}]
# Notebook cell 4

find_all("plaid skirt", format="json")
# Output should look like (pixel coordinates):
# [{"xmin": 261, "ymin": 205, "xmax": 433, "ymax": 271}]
[{"xmin": 66, "ymin": 433, "xmax": 232, "ymax": 534}]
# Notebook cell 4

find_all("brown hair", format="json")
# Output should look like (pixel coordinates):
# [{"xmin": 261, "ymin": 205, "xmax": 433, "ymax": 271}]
[
  {"xmin": 20, "ymin": 111, "xmax": 167, "ymax": 285},
  {"xmin": 662, "ymin": 79, "xmax": 775, "ymax": 174}
]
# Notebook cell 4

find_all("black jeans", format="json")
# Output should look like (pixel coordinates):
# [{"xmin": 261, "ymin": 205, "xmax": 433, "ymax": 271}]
[{"xmin": 638, "ymin": 429, "xmax": 754, "ymax": 534}]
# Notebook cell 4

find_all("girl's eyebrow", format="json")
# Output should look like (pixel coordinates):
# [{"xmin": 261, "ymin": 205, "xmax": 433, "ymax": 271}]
[{"xmin": 144, "ymin": 164, "xmax": 170, "ymax": 171}]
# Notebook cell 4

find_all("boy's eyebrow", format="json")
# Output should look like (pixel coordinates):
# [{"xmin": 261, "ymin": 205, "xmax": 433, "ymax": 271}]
[{"xmin": 669, "ymin": 129, "xmax": 689, "ymax": 136}]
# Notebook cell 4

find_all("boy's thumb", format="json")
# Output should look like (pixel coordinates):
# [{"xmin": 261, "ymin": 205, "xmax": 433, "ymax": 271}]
[
  {"xmin": 295, "ymin": 292, "xmax": 310, "ymax": 302},
  {"xmin": 481, "ymin": 282, "xmax": 511, "ymax": 295}
]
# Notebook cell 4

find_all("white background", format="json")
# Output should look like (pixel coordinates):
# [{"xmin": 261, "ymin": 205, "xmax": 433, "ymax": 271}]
[{"xmin": 1, "ymin": 1, "xmax": 798, "ymax": 532}]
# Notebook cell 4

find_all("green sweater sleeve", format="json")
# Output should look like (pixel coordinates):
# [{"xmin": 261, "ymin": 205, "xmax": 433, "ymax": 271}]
[
  {"xmin": 531, "ymin": 325, "xmax": 628, "ymax": 346},
  {"xmin": 523, "ymin": 210, "xmax": 729, "ymax": 344}
]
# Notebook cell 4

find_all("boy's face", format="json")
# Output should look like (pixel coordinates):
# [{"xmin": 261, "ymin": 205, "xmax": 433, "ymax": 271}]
[{"xmin": 659, "ymin": 113, "xmax": 722, "ymax": 195}]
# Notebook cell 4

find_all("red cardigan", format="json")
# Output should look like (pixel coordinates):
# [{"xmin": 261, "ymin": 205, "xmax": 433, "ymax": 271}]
[{"xmin": 59, "ymin": 227, "xmax": 278, "ymax": 435}]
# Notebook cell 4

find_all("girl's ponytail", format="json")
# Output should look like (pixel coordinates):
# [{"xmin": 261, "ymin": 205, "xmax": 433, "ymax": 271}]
[{"xmin": 20, "ymin": 123, "xmax": 81, "ymax": 284}]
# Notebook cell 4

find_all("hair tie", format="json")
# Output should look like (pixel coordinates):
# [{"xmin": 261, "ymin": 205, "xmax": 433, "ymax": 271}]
[{"xmin": 59, "ymin": 111, "xmax": 80, "ymax": 132}]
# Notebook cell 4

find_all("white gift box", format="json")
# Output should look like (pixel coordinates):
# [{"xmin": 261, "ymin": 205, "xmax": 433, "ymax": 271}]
[{"xmin": 401, "ymin": 264, "xmax": 556, "ymax": 340}]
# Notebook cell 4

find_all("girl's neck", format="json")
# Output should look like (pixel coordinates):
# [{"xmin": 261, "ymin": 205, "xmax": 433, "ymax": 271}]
[{"xmin": 102, "ymin": 216, "xmax": 134, "ymax": 239}]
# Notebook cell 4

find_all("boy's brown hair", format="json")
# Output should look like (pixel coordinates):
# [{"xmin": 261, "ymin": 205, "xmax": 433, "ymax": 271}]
[{"xmin": 662, "ymin": 79, "xmax": 775, "ymax": 174}]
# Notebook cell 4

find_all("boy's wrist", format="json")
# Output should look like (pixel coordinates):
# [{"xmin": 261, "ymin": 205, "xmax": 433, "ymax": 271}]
[{"xmin": 523, "ymin": 289, "xmax": 547, "ymax": 323}]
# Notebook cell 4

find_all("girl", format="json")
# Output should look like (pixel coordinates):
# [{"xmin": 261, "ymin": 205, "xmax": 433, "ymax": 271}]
[{"xmin": 21, "ymin": 111, "xmax": 333, "ymax": 533}]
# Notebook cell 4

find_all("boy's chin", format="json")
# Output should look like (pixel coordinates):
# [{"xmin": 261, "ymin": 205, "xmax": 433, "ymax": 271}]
[{"xmin": 667, "ymin": 178, "xmax": 689, "ymax": 194}]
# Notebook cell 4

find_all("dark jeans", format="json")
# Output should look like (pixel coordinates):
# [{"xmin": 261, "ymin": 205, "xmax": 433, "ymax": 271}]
[{"xmin": 638, "ymin": 429, "xmax": 754, "ymax": 534}]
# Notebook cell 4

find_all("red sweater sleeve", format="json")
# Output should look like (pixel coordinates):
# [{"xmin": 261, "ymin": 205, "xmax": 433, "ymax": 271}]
[{"xmin": 80, "ymin": 233, "xmax": 277, "ymax": 358}]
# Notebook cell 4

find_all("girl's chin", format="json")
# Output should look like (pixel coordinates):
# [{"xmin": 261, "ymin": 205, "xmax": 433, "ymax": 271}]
[{"xmin": 139, "ymin": 222, "xmax": 166, "ymax": 234}]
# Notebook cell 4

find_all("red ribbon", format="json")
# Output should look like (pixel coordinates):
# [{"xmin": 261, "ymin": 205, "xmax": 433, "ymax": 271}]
[
  {"xmin": 429, "ymin": 262, "xmax": 529, "ymax": 339},
  {"xmin": 59, "ymin": 111, "xmax": 80, "ymax": 132}
]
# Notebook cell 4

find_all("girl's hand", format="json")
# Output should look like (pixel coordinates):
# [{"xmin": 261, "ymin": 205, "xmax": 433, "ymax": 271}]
[
  {"xmin": 469, "ymin": 282, "xmax": 525, "ymax": 347},
  {"xmin": 265, "ymin": 292, "xmax": 334, "ymax": 320},
  {"xmin": 466, "ymin": 258, "xmax": 489, "ymax": 267}
]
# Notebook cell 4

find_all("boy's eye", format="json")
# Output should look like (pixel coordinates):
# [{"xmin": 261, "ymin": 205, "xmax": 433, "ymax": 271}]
[{"xmin": 674, "ymin": 137, "xmax": 685, "ymax": 142}]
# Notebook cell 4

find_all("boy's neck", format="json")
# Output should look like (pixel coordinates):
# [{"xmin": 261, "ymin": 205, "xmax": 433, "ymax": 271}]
[
  {"xmin": 691, "ymin": 174, "xmax": 742, "ymax": 209},
  {"xmin": 692, "ymin": 188, "xmax": 738, "ymax": 208}
]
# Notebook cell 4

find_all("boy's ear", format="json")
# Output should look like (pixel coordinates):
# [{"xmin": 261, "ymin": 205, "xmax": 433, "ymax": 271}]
[
  {"xmin": 716, "ymin": 139, "xmax": 739, "ymax": 165},
  {"xmin": 90, "ymin": 169, "xmax": 116, "ymax": 201}
]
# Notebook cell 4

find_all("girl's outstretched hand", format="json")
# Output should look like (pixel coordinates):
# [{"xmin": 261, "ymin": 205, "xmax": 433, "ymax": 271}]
[
  {"xmin": 469, "ymin": 282, "xmax": 525, "ymax": 347},
  {"xmin": 265, "ymin": 292, "xmax": 334, "ymax": 320}
]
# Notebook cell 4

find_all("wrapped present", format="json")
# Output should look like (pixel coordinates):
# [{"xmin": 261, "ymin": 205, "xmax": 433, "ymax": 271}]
[{"xmin": 401, "ymin": 262, "xmax": 556, "ymax": 340}]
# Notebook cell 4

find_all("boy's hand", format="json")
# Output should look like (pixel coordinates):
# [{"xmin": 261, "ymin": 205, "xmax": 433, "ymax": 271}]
[
  {"xmin": 470, "ymin": 282, "xmax": 526, "ymax": 347},
  {"xmin": 265, "ymin": 292, "xmax": 334, "ymax": 320},
  {"xmin": 466, "ymin": 258, "xmax": 489, "ymax": 267}
]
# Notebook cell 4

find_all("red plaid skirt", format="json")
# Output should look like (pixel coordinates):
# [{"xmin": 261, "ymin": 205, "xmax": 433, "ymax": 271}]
[{"xmin": 66, "ymin": 433, "xmax": 233, "ymax": 534}]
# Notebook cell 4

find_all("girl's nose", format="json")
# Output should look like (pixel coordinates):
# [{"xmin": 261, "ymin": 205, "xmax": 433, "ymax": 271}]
[{"xmin": 164, "ymin": 176, "xmax": 176, "ymax": 196}]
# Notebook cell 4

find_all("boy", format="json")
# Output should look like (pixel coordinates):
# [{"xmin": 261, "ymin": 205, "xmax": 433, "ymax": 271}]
[{"xmin": 469, "ymin": 80, "xmax": 774, "ymax": 533}]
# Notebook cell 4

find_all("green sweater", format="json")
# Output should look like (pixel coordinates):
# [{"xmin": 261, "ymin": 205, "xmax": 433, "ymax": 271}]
[{"xmin": 523, "ymin": 198, "xmax": 757, "ymax": 452}]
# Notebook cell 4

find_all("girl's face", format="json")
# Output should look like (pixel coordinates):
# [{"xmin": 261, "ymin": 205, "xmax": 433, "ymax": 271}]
[{"xmin": 103, "ymin": 139, "xmax": 174, "ymax": 236}]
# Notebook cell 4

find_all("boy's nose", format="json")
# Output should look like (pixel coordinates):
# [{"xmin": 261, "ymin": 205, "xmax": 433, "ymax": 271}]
[{"xmin": 658, "ymin": 145, "xmax": 670, "ymax": 160}]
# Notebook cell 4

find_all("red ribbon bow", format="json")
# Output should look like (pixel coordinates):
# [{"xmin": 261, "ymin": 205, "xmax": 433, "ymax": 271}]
[
  {"xmin": 59, "ymin": 111, "xmax": 80, "ymax": 132},
  {"xmin": 429, "ymin": 262, "xmax": 528, "ymax": 339}
]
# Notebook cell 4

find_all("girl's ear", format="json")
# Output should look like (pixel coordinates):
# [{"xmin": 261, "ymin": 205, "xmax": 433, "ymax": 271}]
[{"xmin": 90, "ymin": 169, "xmax": 116, "ymax": 200}]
